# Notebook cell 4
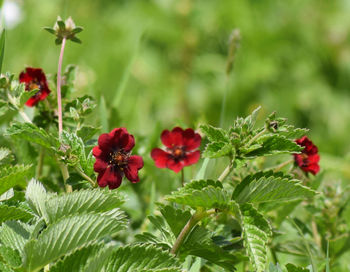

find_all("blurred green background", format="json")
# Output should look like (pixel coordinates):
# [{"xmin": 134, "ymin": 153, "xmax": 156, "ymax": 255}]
[{"xmin": 1, "ymin": 0, "xmax": 350, "ymax": 177}]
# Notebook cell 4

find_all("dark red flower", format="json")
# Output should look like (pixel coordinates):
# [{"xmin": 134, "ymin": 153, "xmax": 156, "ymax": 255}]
[
  {"xmin": 19, "ymin": 67, "xmax": 51, "ymax": 107},
  {"xmin": 151, "ymin": 127, "xmax": 201, "ymax": 173},
  {"xmin": 293, "ymin": 136, "xmax": 320, "ymax": 175},
  {"xmin": 92, "ymin": 128, "xmax": 144, "ymax": 189}
]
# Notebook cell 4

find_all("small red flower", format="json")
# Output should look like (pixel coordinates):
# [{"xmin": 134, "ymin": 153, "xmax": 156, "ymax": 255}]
[
  {"xmin": 293, "ymin": 136, "xmax": 320, "ymax": 175},
  {"xmin": 92, "ymin": 128, "xmax": 144, "ymax": 189},
  {"xmin": 151, "ymin": 127, "xmax": 201, "ymax": 173},
  {"xmin": 19, "ymin": 67, "xmax": 51, "ymax": 107}
]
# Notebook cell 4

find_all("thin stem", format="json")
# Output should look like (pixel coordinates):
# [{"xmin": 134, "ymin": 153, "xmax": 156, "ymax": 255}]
[
  {"xmin": 57, "ymin": 37, "xmax": 66, "ymax": 137},
  {"xmin": 75, "ymin": 166, "xmax": 97, "ymax": 187},
  {"xmin": 218, "ymin": 158, "xmax": 234, "ymax": 182},
  {"xmin": 311, "ymin": 217, "xmax": 321, "ymax": 249},
  {"xmin": 58, "ymin": 161, "xmax": 72, "ymax": 192},
  {"xmin": 35, "ymin": 148, "xmax": 44, "ymax": 179},
  {"xmin": 170, "ymin": 210, "xmax": 207, "ymax": 255},
  {"xmin": 270, "ymin": 247, "xmax": 279, "ymax": 264},
  {"xmin": 273, "ymin": 159, "xmax": 294, "ymax": 172},
  {"xmin": 181, "ymin": 169, "xmax": 185, "ymax": 187},
  {"xmin": 246, "ymin": 127, "xmax": 267, "ymax": 147}
]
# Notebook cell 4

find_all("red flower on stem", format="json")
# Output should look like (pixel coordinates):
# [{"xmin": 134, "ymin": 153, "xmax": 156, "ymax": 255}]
[
  {"xmin": 92, "ymin": 128, "xmax": 144, "ymax": 189},
  {"xmin": 151, "ymin": 127, "xmax": 201, "ymax": 173},
  {"xmin": 19, "ymin": 67, "xmax": 51, "ymax": 107},
  {"xmin": 293, "ymin": 136, "xmax": 320, "ymax": 175}
]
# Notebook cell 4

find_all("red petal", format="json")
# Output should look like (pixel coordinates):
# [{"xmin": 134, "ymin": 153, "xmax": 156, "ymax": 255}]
[
  {"xmin": 19, "ymin": 71, "xmax": 33, "ymax": 84},
  {"xmin": 94, "ymin": 159, "xmax": 108, "ymax": 173},
  {"xmin": 183, "ymin": 150, "xmax": 200, "ymax": 166},
  {"xmin": 293, "ymin": 154, "xmax": 303, "ymax": 167},
  {"xmin": 171, "ymin": 127, "xmax": 184, "ymax": 146},
  {"xmin": 306, "ymin": 164, "xmax": 320, "ymax": 175},
  {"xmin": 97, "ymin": 167, "xmax": 123, "ymax": 189},
  {"xmin": 92, "ymin": 146, "xmax": 103, "ymax": 157},
  {"xmin": 166, "ymin": 158, "xmax": 184, "ymax": 173},
  {"xmin": 160, "ymin": 130, "xmax": 173, "ymax": 148},
  {"xmin": 98, "ymin": 133, "xmax": 112, "ymax": 151},
  {"xmin": 25, "ymin": 96, "xmax": 40, "ymax": 107},
  {"xmin": 183, "ymin": 128, "xmax": 201, "ymax": 151},
  {"xmin": 151, "ymin": 148, "xmax": 171, "ymax": 168},
  {"xmin": 308, "ymin": 154, "xmax": 320, "ymax": 164},
  {"xmin": 110, "ymin": 128, "xmax": 135, "ymax": 151},
  {"xmin": 124, "ymin": 155, "xmax": 144, "ymax": 183}
]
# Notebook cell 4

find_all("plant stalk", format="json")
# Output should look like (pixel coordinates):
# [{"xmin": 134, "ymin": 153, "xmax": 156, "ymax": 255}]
[
  {"xmin": 57, "ymin": 37, "xmax": 66, "ymax": 137},
  {"xmin": 246, "ymin": 127, "xmax": 267, "ymax": 146},
  {"xmin": 75, "ymin": 166, "xmax": 97, "ymax": 187},
  {"xmin": 273, "ymin": 159, "xmax": 294, "ymax": 172},
  {"xmin": 181, "ymin": 169, "xmax": 185, "ymax": 187},
  {"xmin": 58, "ymin": 161, "xmax": 71, "ymax": 192},
  {"xmin": 218, "ymin": 158, "xmax": 234, "ymax": 182},
  {"xmin": 170, "ymin": 210, "xmax": 207, "ymax": 255}
]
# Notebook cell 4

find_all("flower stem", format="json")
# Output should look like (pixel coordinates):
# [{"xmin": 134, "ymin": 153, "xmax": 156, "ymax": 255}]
[
  {"xmin": 274, "ymin": 159, "xmax": 294, "ymax": 172},
  {"xmin": 218, "ymin": 158, "xmax": 234, "ymax": 182},
  {"xmin": 181, "ymin": 169, "xmax": 185, "ymax": 187},
  {"xmin": 75, "ymin": 166, "xmax": 97, "ymax": 187},
  {"xmin": 170, "ymin": 209, "xmax": 207, "ymax": 255},
  {"xmin": 246, "ymin": 127, "xmax": 267, "ymax": 146},
  {"xmin": 57, "ymin": 37, "xmax": 66, "ymax": 138},
  {"xmin": 58, "ymin": 161, "xmax": 71, "ymax": 192}
]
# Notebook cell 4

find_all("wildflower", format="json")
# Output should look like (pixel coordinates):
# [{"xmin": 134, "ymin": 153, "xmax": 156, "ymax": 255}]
[
  {"xmin": 92, "ymin": 128, "xmax": 144, "ymax": 189},
  {"xmin": 294, "ymin": 136, "xmax": 320, "ymax": 175},
  {"xmin": 151, "ymin": 127, "xmax": 201, "ymax": 173},
  {"xmin": 19, "ymin": 67, "xmax": 51, "ymax": 107}
]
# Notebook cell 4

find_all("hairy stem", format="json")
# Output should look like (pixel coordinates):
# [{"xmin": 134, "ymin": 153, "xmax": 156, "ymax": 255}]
[
  {"xmin": 58, "ymin": 161, "xmax": 71, "ymax": 192},
  {"xmin": 57, "ymin": 37, "xmax": 66, "ymax": 137},
  {"xmin": 35, "ymin": 148, "xmax": 44, "ymax": 179},
  {"xmin": 273, "ymin": 159, "xmax": 294, "ymax": 172},
  {"xmin": 218, "ymin": 158, "xmax": 234, "ymax": 182},
  {"xmin": 246, "ymin": 127, "xmax": 267, "ymax": 146},
  {"xmin": 75, "ymin": 166, "xmax": 97, "ymax": 187},
  {"xmin": 171, "ymin": 210, "xmax": 207, "ymax": 255}
]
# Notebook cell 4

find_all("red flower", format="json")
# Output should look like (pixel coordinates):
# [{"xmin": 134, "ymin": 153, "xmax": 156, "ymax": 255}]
[
  {"xmin": 151, "ymin": 127, "xmax": 201, "ymax": 173},
  {"xmin": 293, "ymin": 136, "xmax": 320, "ymax": 175},
  {"xmin": 19, "ymin": 67, "xmax": 51, "ymax": 107},
  {"xmin": 92, "ymin": 128, "xmax": 144, "ymax": 189}
]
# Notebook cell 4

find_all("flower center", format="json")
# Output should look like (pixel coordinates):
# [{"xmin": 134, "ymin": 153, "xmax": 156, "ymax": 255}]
[
  {"xmin": 29, "ymin": 82, "xmax": 41, "ymax": 90},
  {"xmin": 172, "ymin": 147, "xmax": 184, "ymax": 159},
  {"xmin": 109, "ymin": 151, "xmax": 128, "ymax": 168}
]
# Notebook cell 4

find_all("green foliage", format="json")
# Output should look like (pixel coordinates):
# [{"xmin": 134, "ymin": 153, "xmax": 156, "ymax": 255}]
[
  {"xmin": 285, "ymin": 264, "xmax": 310, "ymax": 272},
  {"xmin": 102, "ymin": 244, "xmax": 182, "ymax": 272},
  {"xmin": 0, "ymin": 205, "xmax": 32, "ymax": 224},
  {"xmin": 0, "ymin": 165, "xmax": 32, "ymax": 195},
  {"xmin": 165, "ymin": 180, "xmax": 230, "ymax": 209},
  {"xmin": 239, "ymin": 203, "xmax": 272, "ymax": 272},
  {"xmin": 0, "ymin": 148, "xmax": 12, "ymax": 165},
  {"xmin": 232, "ymin": 171, "xmax": 317, "ymax": 203},
  {"xmin": 5, "ymin": 122, "xmax": 59, "ymax": 150},
  {"xmin": 0, "ymin": 29, "xmax": 5, "ymax": 74}
]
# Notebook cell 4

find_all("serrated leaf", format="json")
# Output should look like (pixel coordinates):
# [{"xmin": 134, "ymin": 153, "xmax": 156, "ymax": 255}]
[
  {"xmin": 5, "ymin": 122, "xmax": 59, "ymax": 150},
  {"xmin": 203, "ymin": 142, "xmax": 232, "ymax": 158},
  {"xmin": 0, "ymin": 261, "xmax": 15, "ymax": 272},
  {"xmin": 244, "ymin": 134, "xmax": 302, "ymax": 157},
  {"xmin": 44, "ymin": 188, "xmax": 125, "ymax": 224},
  {"xmin": 200, "ymin": 124, "xmax": 229, "ymax": 143},
  {"xmin": 0, "ymin": 147, "xmax": 12, "ymax": 165},
  {"xmin": 285, "ymin": 263, "xmax": 309, "ymax": 272},
  {"xmin": 0, "ymin": 164, "xmax": 32, "ymax": 195},
  {"xmin": 0, "ymin": 205, "xmax": 33, "ymax": 223},
  {"xmin": 102, "ymin": 244, "xmax": 181, "ymax": 272},
  {"xmin": 19, "ymin": 88, "xmax": 38, "ymax": 107},
  {"xmin": 159, "ymin": 204, "xmax": 192, "ymax": 237},
  {"xmin": 0, "ymin": 99, "xmax": 8, "ymax": 117},
  {"xmin": 23, "ymin": 210, "xmax": 127, "ymax": 272},
  {"xmin": 25, "ymin": 179, "xmax": 49, "ymax": 220},
  {"xmin": 232, "ymin": 171, "xmax": 317, "ymax": 204},
  {"xmin": 239, "ymin": 203, "xmax": 271, "ymax": 272},
  {"xmin": 77, "ymin": 125, "xmax": 100, "ymax": 141},
  {"xmin": 0, "ymin": 246, "xmax": 22, "ymax": 268},
  {"xmin": 0, "ymin": 221, "xmax": 31, "ymax": 256},
  {"xmin": 165, "ymin": 180, "xmax": 230, "ymax": 209},
  {"xmin": 50, "ymin": 243, "xmax": 111, "ymax": 272},
  {"xmin": 0, "ymin": 189, "xmax": 14, "ymax": 201}
]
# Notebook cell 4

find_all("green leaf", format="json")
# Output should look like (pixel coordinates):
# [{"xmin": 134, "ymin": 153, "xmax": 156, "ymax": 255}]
[
  {"xmin": 77, "ymin": 125, "xmax": 100, "ymax": 141},
  {"xmin": 44, "ymin": 188, "xmax": 125, "ymax": 224},
  {"xmin": 285, "ymin": 263, "xmax": 310, "ymax": 272},
  {"xmin": 57, "ymin": 20, "xmax": 66, "ymax": 30},
  {"xmin": 19, "ymin": 88, "xmax": 38, "ymax": 108},
  {"xmin": 23, "ymin": 210, "xmax": 127, "ymax": 272},
  {"xmin": 203, "ymin": 142, "xmax": 232, "ymax": 158},
  {"xmin": 244, "ymin": 134, "xmax": 302, "ymax": 157},
  {"xmin": 0, "ymin": 164, "xmax": 32, "ymax": 195},
  {"xmin": 182, "ymin": 225, "xmax": 245, "ymax": 271},
  {"xmin": 0, "ymin": 246, "xmax": 22, "ymax": 268},
  {"xmin": 268, "ymin": 263, "xmax": 283, "ymax": 272},
  {"xmin": 165, "ymin": 180, "xmax": 230, "ymax": 209},
  {"xmin": 25, "ymin": 179, "xmax": 49, "ymax": 219},
  {"xmin": 0, "ymin": 205, "xmax": 33, "ymax": 224},
  {"xmin": 239, "ymin": 203, "xmax": 272, "ymax": 272},
  {"xmin": 70, "ymin": 36, "xmax": 82, "ymax": 44},
  {"xmin": 232, "ymin": 171, "xmax": 317, "ymax": 204},
  {"xmin": 0, "ymin": 221, "xmax": 32, "ymax": 256},
  {"xmin": 50, "ymin": 243, "xmax": 112, "ymax": 272},
  {"xmin": 0, "ymin": 99, "xmax": 8, "ymax": 117},
  {"xmin": 200, "ymin": 124, "xmax": 229, "ymax": 143},
  {"xmin": 0, "ymin": 147, "xmax": 12, "ymax": 165},
  {"xmin": 159, "ymin": 204, "xmax": 192, "ymax": 237},
  {"xmin": 5, "ymin": 122, "xmax": 59, "ymax": 150},
  {"xmin": 72, "ymin": 26, "xmax": 84, "ymax": 34},
  {"xmin": 43, "ymin": 27, "xmax": 56, "ymax": 35},
  {"xmin": 103, "ymin": 244, "xmax": 181, "ymax": 272},
  {"xmin": 0, "ymin": 261, "xmax": 15, "ymax": 272},
  {"xmin": 0, "ymin": 29, "xmax": 5, "ymax": 74}
]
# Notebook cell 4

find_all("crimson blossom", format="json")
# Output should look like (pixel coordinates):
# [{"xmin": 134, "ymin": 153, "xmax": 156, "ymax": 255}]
[
  {"xmin": 19, "ymin": 67, "xmax": 51, "ymax": 107},
  {"xmin": 92, "ymin": 128, "xmax": 144, "ymax": 189},
  {"xmin": 294, "ymin": 136, "xmax": 320, "ymax": 175},
  {"xmin": 151, "ymin": 127, "xmax": 201, "ymax": 173}
]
